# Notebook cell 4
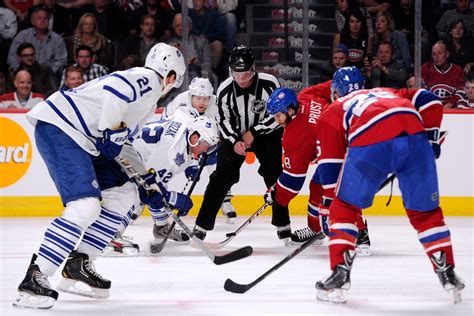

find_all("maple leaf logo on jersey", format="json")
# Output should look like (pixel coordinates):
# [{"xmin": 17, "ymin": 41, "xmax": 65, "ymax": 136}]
[{"xmin": 174, "ymin": 152, "xmax": 185, "ymax": 166}]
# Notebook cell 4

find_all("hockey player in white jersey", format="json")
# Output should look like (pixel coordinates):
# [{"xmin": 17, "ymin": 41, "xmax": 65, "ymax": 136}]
[
  {"xmin": 13, "ymin": 43, "xmax": 191, "ymax": 310},
  {"xmin": 163, "ymin": 77, "xmax": 238, "ymax": 224}
]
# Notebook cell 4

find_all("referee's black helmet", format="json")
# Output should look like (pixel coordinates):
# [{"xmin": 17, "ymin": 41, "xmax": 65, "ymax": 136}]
[{"xmin": 229, "ymin": 45, "xmax": 255, "ymax": 72}]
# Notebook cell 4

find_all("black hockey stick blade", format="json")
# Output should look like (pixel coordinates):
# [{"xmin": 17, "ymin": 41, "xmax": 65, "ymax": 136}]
[
  {"xmin": 224, "ymin": 278, "xmax": 255, "ymax": 294},
  {"xmin": 213, "ymin": 246, "xmax": 253, "ymax": 265},
  {"xmin": 224, "ymin": 234, "xmax": 319, "ymax": 293}
]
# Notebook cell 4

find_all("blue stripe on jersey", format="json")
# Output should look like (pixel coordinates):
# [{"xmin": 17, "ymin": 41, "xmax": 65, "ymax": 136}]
[
  {"xmin": 278, "ymin": 171, "xmax": 305, "ymax": 193},
  {"xmin": 348, "ymin": 110, "xmax": 422, "ymax": 145},
  {"xmin": 111, "ymin": 73, "xmax": 137, "ymax": 102},
  {"xmin": 149, "ymin": 207, "xmax": 169, "ymax": 222},
  {"xmin": 51, "ymin": 217, "xmax": 82, "ymax": 239},
  {"xmin": 103, "ymin": 85, "xmax": 133, "ymax": 103},
  {"xmin": 413, "ymin": 90, "xmax": 440, "ymax": 111},
  {"xmin": 60, "ymin": 90, "xmax": 93, "ymax": 137},
  {"xmin": 82, "ymin": 233, "xmax": 108, "ymax": 250},
  {"xmin": 45, "ymin": 100, "xmax": 75, "ymax": 129},
  {"xmin": 419, "ymin": 230, "xmax": 451, "ymax": 243},
  {"xmin": 317, "ymin": 162, "xmax": 342, "ymax": 186}
]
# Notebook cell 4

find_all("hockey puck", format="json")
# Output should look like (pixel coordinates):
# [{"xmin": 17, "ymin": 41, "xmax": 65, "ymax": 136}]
[
  {"xmin": 131, "ymin": 213, "xmax": 138, "ymax": 220},
  {"xmin": 226, "ymin": 232, "xmax": 237, "ymax": 237}
]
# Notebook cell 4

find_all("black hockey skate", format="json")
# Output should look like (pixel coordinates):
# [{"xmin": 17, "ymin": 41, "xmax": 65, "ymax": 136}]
[
  {"xmin": 13, "ymin": 254, "xmax": 58, "ymax": 309},
  {"xmin": 153, "ymin": 223, "xmax": 190, "ymax": 244},
  {"xmin": 221, "ymin": 194, "xmax": 237, "ymax": 224},
  {"xmin": 277, "ymin": 224, "xmax": 292, "ymax": 246},
  {"xmin": 355, "ymin": 224, "xmax": 371, "ymax": 256},
  {"xmin": 290, "ymin": 227, "xmax": 326, "ymax": 246},
  {"xmin": 431, "ymin": 251, "xmax": 465, "ymax": 303},
  {"xmin": 192, "ymin": 225, "xmax": 207, "ymax": 241},
  {"xmin": 57, "ymin": 250, "xmax": 111, "ymax": 299},
  {"xmin": 316, "ymin": 250, "xmax": 356, "ymax": 304}
]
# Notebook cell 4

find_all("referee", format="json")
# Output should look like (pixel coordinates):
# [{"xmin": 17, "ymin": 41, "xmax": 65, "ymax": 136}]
[{"xmin": 193, "ymin": 45, "xmax": 292, "ymax": 244}]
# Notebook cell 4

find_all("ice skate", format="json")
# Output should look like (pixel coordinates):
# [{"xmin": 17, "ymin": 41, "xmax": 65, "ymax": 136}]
[
  {"xmin": 192, "ymin": 225, "xmax": 207, "ymax": 241},
  {"xmin": 221, "ymin": 194, "xmax": 237, "ymax": 224},
  {"xmin": 290, "ymin": 227, "xmax": 326, "ymax": 246},
  {"xmin": 12, "ymin": 254, "xmax": 58, "ymax": 310},
  {"xmin": 103, "ymin": 233, "xmax": 139, "ymax": 256},
  {"xmin": 431, "ymin": 251, "xmax": 465, "ymax": 303},
  {"xmin": 152, "ymin": 222, "xmax": 190, "ymax": 244},
  {"xmin": 57, "ymin": 251, "xmax": 111, "ymax": 299},
  {"xmin": 277, "ymin": 224, "xmax": 291, "ymax": 246},
  {"xmin": 355, "ymin": 227, "xmax": 371, "ymax": 256},
  {"xmin": 316, "ymin": 250, "xmax": 356, "ymax": 304}
]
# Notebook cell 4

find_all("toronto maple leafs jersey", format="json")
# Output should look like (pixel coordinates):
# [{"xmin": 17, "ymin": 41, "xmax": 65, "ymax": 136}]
[
  {"xmin": 162, "ymin": 90, "xmax": 217, "ymax": 119},
  {"xmin": 26, "ymin": 67, "xmax": 163, "ymax": 156},
  {"xmin": 132, "ymin": 110, "xmax": 195, "ymax": 186}
]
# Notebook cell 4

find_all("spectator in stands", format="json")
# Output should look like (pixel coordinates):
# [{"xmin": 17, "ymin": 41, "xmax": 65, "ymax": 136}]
[
  {"xmin": 80, "ymin": 0, "xmax": 129, "ymax": 42},
  {"xmin": 167, "ymin": 13, "xmax": 215, "ymax": 85},
  {"xmin": 211, "ymin": 0, "xmax": 238, "ymax": 52},
  {"xmin": 444, "ymin": 19, "xmax": 474, "ymax": 71},
  {"xmin": 369, "ymin": 11, "xmax": 412, "ymax": 69},
  {"xmin": 7, "ymin": 7, "xmax": 67, "ymax": 75},
  {"xmin": 391, "ymin": 0, "xmax": 432, "ymax": 63},
  {"xmin": 189, "ymin": 0, "xmax": 226, "ymax": 69},
  {"xmin": 422, "ymin": 41, "xmax": 466, "ymax": 108},
  {"xmin": 3, "ymin": 0, "xmax": 39, "ymax": 29},
  {"xmin": 358, "ymin": 0, "xmax": 390, "ymax": 16},
  {"xmin": 364, "ymin": 41, "xmax": 407, "ymax": 88},
  {"xmin": 61, "ymin": 65, "xmax": 84, "ymax": 90},
  {"xmin": 436, "ymin": 0, "xmax": 474, "ymax": 39},
  {"xmin": 463, "ymin": 74, "xmax": 474, "ymax": 108},
  {"xmin": 335, "ymin": 0, "xmax": 374, "ymax": 36},
  {"xmin": 406, "ymin": 75, "xmax": 427, "ymax": 89},
  {"xmin": 119, "ymin": 54, "xmax": 141, "ymax": 70},
  {"xmin": 123, "ymin": 14, "xmax": 159, "ymax": 65},
  {"xmin": 131, "ymin": 0, "xmax": 174, "ymax": 40},
  {"xmin": 60, "ymin": 45, "xmax": 108, "ymax": 87},
  {"xmin": 318, "ymin": 43, "xmax": 349, "ymax": 81},
  {"xmin": 7, "ymin": 42, "xmax": 57, "ymax": 97},
  {"xmin": 0, "ymin": 7, "xmax": 18, "ymax": 76},
  {"xmin": 0, "ymin": 70, "xmax": 44, "ymax": 109},
  {"xmin": 27, "ymin": 0, "xmax": 72, "ymax": 36},
  {"xmin": 66, "ymin": 13, "xmax": 110, "ymax": 66},
  {"xmin": 333, "ymin": 9, "xmax": 369, "ymax": 69}
]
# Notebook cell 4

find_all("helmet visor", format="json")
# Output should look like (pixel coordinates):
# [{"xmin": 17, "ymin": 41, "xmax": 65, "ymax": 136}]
[{"xmin": 230, "ymin": 69, "xmax": 254, "ymax": 84}]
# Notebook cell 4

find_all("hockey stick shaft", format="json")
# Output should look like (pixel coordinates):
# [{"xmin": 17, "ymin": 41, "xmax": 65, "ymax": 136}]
[
  {"xmin": 115, "ymin": 156, "xmax": 253, "ymax": 265},
  {"xmin": 224, "ymin": 233, "xmax": 319, "ymax": 293},
  {"xmin": 201, "ymin": 202, "xmax": 270, "ymax": 250},
  {"xmin": 150, "ymin": 154, "xmax": 208, "ymax": 253}
]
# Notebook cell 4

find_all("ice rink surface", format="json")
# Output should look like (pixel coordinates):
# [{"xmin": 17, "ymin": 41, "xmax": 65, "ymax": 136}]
[{"xmin": 1, "ymin": 215, "xmax": 473, "ymax": 316}]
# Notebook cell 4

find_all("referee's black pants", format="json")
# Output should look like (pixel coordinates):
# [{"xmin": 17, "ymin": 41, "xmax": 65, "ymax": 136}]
[{"xmin": 196, "ymin": 129, "xmax": 290, "ymax": 230}]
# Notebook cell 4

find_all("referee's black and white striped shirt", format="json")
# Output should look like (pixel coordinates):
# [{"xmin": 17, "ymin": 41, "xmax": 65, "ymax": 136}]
[{"xmin": 216, "ymin": 72, "xmax": 281, "ymax": 144}]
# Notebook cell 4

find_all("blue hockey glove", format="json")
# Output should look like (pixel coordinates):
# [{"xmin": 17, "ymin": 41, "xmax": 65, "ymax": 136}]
[
  {"xmin": 185, "ymin": 165, "xmax": 200, "ymax": 181},
  {"xmin": 138, "ymin": 186, "xmax": 164, "ymax": 210},
  {"xmin": 96, "ymin": 123, "xmax": 128, "ymax": 159},
  {"xmin": 264, "ymin": 185, "xmax": 276, "ymax": 205},
  {"xmin": 319, "ymin": 196, "xmax": 332, "ymax": 236},
  {"xmin": 158, "ymin": 182, "xmax": 193, "ymax": 216},
  {"xmin": 426, "ymin": 128, "xmax": 441, "ymax": 159}
]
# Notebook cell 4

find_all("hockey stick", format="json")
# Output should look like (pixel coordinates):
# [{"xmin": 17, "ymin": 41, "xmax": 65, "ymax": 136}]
[
  {"xmin": 200, "ymin": 202, "xmax": 271, "ymax": 250},
  {"xmin": 115, "ymin": 156, "xmax": 253, "ymax": 265},
  {"xmin": 224, "ymin": 232, "xmax": 320, "ymax": 293},
  {"xmin": 150, "ymin": 154, "xmax": 208, "ymax": 254}
]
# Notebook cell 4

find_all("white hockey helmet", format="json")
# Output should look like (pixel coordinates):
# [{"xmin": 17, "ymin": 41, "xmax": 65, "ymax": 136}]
[
  {"xmin": 188, "ymin": 116, "xmax": 220, "ymax": 154},
  {"xmin": 189, "ymin": 77, "xmax": 214, "ymax": 97},
  {"xmin": 145, "ymin": 43, "xmax": 186, "ymax": 93}
]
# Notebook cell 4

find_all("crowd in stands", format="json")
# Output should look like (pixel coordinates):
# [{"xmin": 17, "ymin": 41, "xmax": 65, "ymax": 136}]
[{"xmin": 0, "ymin": 0, "xmax": 472, "ymax": 109}]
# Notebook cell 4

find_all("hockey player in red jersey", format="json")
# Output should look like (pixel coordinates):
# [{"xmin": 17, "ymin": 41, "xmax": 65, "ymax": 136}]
[
  {"xmin": 315, "ymin": 67, "xmax": 465, "ymax": 304},
  {"xmin": 264, "ymin": 86, "xmax": 330, "ymax": 245}
]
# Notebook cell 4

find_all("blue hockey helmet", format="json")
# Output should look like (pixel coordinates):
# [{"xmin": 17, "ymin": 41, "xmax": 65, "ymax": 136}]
[
  {"xmin": 267, "ymin": 88, "xmax": 298, "ymax": 115},
  {"xmin": 330, "ymin": 66, "xmax": 364, "ymax": 101}
]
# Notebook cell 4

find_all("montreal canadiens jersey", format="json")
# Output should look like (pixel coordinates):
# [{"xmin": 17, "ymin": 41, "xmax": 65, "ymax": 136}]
[
  {"xmin": 132, "ymin": 110, "xmax": 194, "ymax": 186},
  {"xmin": 0, "ymin": 92, "xmax": 44, "ymax": 109},
  {"xmin": 316, "ymin": 88, "xmax": 443, "ymax": 198},
  {"xmin": 421, "ymin": 62, "xmax": 464, "ymax": 105},
  {"xmin": 273, "ymin": 81, "xmax": 332, "ymax": 207},
  {"xmin": 163, "ymin": 90, "xmax": 217, "ymax": 119},
  {"xmin": 26, "ymin": 67, "xmax": 163, "ymax": 156}
]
